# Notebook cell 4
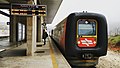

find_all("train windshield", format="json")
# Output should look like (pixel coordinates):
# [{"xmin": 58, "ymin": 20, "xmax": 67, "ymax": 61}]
[{"xmin": 78, "ymin": 19, "xmax": 96, "ymax": 36}]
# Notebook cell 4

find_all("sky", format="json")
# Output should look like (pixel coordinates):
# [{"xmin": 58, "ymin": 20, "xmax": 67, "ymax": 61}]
[{"xmin": 47, "ymin": 0, "xmax": 120, "ymax": 34}]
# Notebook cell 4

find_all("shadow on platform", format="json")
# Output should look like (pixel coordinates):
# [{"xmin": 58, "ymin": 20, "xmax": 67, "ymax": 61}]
[{"xmin": 0, "ymin": 49, "xmax": 26, "ymax": 57}]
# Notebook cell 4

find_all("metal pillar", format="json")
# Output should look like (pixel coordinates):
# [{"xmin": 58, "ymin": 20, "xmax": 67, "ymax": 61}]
[
  {"xmin": 37, "ymin": 17, "xmax": 41, "ymax": 42},
  {"xmin": 41, "ymin": 16, "xmax": 44, "ymax": 41},
  {"xmin": 36, "ymin": 16, "xmax": 45, "ymax": 45}
]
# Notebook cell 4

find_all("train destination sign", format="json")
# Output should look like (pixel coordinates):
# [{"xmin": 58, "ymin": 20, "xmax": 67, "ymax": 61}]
[{"xmin": 11, "ymin": 4, "xmax": 47, "ymax": 16}]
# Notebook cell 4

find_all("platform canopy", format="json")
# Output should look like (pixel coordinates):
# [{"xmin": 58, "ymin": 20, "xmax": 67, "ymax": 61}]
[{"xmin": 0, "ymin": 0, "xmax": 63, "ymax": 24}]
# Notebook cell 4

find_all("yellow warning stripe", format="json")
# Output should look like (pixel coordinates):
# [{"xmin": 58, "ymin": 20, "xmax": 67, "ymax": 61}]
[{"xmin": 49, "ymin": 39, "xmax": 58, "ymax": 68}]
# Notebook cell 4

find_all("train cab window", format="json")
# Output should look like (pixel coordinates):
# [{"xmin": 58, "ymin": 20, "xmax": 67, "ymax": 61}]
[{"xmin": 78, "ymin": 19, "xmax": 96, "ymax": 36}]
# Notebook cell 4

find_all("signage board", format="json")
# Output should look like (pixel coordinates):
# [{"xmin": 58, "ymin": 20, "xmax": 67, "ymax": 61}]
[{"xmin": 11, "ymin": 4, "xmax": 47, "ymax": 16}]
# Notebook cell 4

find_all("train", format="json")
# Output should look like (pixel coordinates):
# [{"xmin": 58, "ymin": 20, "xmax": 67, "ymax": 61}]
[{"xmin": 51, "ymin": 12, "xmax": 108, "ymax": 67}]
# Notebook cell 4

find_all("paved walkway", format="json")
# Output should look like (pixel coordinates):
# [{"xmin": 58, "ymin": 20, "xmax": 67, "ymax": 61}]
[
  {"xmin": 0, "ymin": 38, "xmax": 15, "ymax": 50},
  {"xmin": 0, "ymin": 38, "xmax": 71, "ymax": 68}
]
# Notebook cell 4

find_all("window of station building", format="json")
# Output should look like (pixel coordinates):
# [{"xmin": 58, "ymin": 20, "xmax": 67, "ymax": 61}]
[
  {"xmin": 78, "ymin": 19, "xmax": 96, "ymax": 36},
  {"xmin": 18, "ymin": 23, "xmax": 22, "ymax": 41},
  {"xmin": 22, "ymin": 25, "xmax": 25, "ymax": 40},
  {"xmin": 0, "ymin": 9, "xmax": 10, "ymax": 37},
  {"xmin": 18, "ymin": 23, "xmax": 25, "ymax": 41}
]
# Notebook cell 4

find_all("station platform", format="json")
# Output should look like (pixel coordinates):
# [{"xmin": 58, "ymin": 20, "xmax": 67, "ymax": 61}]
[
  {"xmin": 0, "ymin": 37, "xmax": 71, "ymax": 68},
  {"xmin": 0, "ymin": 37, "xmax": 14, "ymax": 50}
]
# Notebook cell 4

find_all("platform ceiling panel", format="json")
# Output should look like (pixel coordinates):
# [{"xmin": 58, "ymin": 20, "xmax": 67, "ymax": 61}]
[
  {"xmin": 0, "ymin": 0, "xmax": 28, "ymax": 9},
  {"xmin": 0, "ymin": 0, "xmax": 28, "ymax": 3},
  {"xmin": 0, "ymin": 0, "xmax": 9, "ymax": 3},
  {"xmin": 40, "ymin": 0, "xmax": 63, "ymax": 24},
  {"xmin": 0, "ymin": 0, "xmax": 63, "ymax": 24}
]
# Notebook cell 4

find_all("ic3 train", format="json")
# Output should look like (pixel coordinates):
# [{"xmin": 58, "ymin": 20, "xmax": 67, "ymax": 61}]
[{"xmin": 51, "ymin": 12, "xmax": 108, "ymax": 67}]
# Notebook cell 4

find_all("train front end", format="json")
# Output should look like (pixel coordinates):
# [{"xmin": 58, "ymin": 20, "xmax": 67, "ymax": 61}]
[{"xmin": 65, "ymin": 12, "xmax": 108, "ymax": 66}]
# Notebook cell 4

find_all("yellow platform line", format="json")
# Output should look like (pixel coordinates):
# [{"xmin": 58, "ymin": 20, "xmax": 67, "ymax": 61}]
[{"xmin": 49, "ymin": 38, "xmax": 58, "ymax": 68}]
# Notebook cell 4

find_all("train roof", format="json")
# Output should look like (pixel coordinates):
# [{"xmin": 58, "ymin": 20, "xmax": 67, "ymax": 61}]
[
  {"xmin": 69, "ymin": 12, "xmax": 106, "ymax": 19},
  {"xmin": 54, "ymin": 12, "xmax": 107, "ymax": 30}
]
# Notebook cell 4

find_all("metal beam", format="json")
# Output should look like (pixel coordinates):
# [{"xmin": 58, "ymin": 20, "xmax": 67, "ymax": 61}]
[
  {"xmin": 6, "ymin": 0, "xmax": 28, "ymax": 3},
  {"xmin": 0, "ymin": 10, "xmax": 10, "ymax": 17},
  {"xmin": 0, "ymin": 3, "xmax": 10, "ymax": 9},
  {"xmin": 0, "ymin": 0, "xmax": 9, "ymax": 3}
]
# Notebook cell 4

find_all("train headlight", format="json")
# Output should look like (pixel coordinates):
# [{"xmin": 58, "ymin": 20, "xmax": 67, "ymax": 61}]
[
  {"xmin": 78, "ymin": 41, "xmax": 80, "ymax": 44},
  {"xmin": 85, "ymin": 21, "xmax": 89, "ymax": 24}
]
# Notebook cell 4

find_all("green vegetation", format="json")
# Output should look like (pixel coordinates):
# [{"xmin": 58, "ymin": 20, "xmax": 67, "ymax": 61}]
[{"xmin": 108, "ymin": 35, "xmax": 120, "ymax": 46}]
